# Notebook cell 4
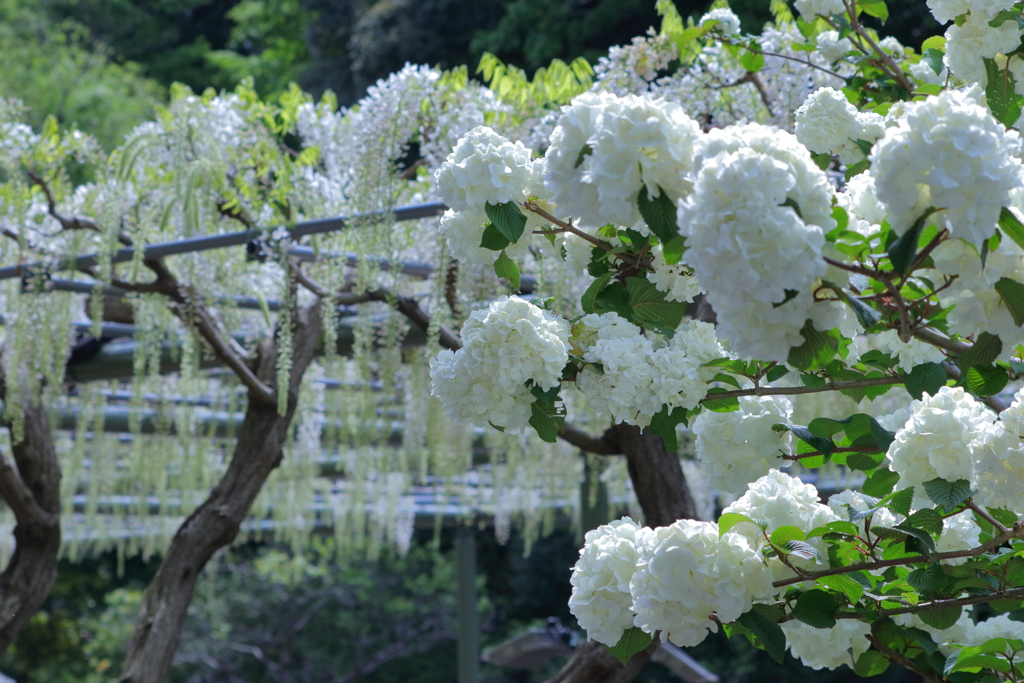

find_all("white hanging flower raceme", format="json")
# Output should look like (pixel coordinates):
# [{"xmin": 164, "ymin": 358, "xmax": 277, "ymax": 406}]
[
  {"xmin": 434, "ymin": 125, "xmax": 535, "ymax": 212},
  {"xmin": 935, "ymin": 510, "xmax": 983, "ymax": 565},
  {"xmin": 429, "ymin": 296, "xmax": 569, "ymax": 432},
  {"xmin": 782, "ymin": 619, "xmax": 872, "ymax": 670},
  {"xmin": 816, "ymin": 30, "xmax": 853, "ymax": 63},
  {"xmin": 543, "ymin": 91, "xmax": 702, "ymax": 229},
  {"xmin": 870, "ymin": 89, "xmax": 1024, "ymax": 247},
  {"xmin": 943, "ymin": 11, "xmax": 1021, "ymax": 85},
  {"xmin": 629, "ymin": 519, "xmax": 774, "ymax": 647},
  {"xmin": 886, "ymin": 386, "xmax": 995, "ymax": 492},
  {"xmin": 568, "ymin": 518, "xmax": 647, "ymax": 646},
  {"xmin": 692, "ymin": 396, "xmax": 793, "ymax": 495},
  {"xmin": 874, "ymin": 329, "xmax": 948, "ymax": 373},
  {"xmin": 700, "ymin": 8, "xmax": 742, "ymax": 35},
  {"xmin": 793, "ymin": 0, "xmax": 846, "ymax": 21},
  {"xmin": 795, "ymin": 87, "xmax": 885, "ymax": 164}
]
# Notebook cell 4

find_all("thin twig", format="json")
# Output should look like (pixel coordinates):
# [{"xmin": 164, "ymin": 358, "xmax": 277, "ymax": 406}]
[
  {"xmin": 844, "ymin": 0, "xmax": 915, "ymax": 93},
  {"xmin": 867, "ymin": 628, "xmax": 944, "ymax": 683},
  {"xmin": 881, "ymin": 274, "xmax": 912, "ymax": 342},
  {"xmin": 823, "ymin": 256, "xmax": 881, "ymax": 279},
  {"xmin": 967, "ymin": 499, "xmax": 1009, "ymax": 534},
  {"xmin": 523, "ymin": 203, "xmax": 612, "ymax": 251}
]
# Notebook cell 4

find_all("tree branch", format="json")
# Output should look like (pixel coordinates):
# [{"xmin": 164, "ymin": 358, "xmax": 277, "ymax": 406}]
[
  {"xmin": 523, "ymin": 203, "xmax": 612, "ymax": 251},
  {"xmin": 0, "ymin": 451, "xmax": 54, "ymax": 528},
  {"xmin": 867, "ymin": 627, "xmax": 944, "ymax": 683},
  {"xmin": 942, "ymin": 362, "xmax": 1008, "ymax": 413},
  {"xmin": 28, "ymin": 171, "xmax": 133, "ymax": 247},
  {"xmin": 560, "ymin": 424, "xmax": 621, "ymax": 456},
  {"xmin": 702, "ymin": 374, "xmax": 902, "ymax": 402}
]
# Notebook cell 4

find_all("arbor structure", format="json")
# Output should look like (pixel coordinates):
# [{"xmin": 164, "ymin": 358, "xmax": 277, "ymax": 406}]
[{"xmin": 2, "ymin": 1, "xmax": 1024, "ymax": 682}]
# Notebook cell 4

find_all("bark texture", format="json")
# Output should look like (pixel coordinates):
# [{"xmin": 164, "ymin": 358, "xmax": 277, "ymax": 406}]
[
  {"xmin": 544, "ymin": 425, "xmax": 695, "ymax": 683},
  {"xmin": 118, "ymin": 302, "xmax": 322, "ymax": 683},
  {"xmin": 0, "ymin": 369, "xmax": 63, "ymax": 654}
]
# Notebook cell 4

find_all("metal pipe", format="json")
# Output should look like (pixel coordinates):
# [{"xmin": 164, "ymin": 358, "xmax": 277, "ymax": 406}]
[{"xmin": 455, "ymin": 526, "xmax": 479, "ymax": 683}]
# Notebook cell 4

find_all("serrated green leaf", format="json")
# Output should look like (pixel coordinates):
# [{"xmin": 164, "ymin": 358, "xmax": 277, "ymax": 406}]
[
  {"xmin": 888, "ymin": 208, "xmax": 937, "ymax": 275},
  {"xmin": 605, "ymin": 626, "xmax": 654, "ymax": 665},
  {"xmin": 854, "ymin": 650, "xmax": 891, "ymax": 677},
  {"xmin": 999, "ymin": 207, "xmax": 1024, "ymax": 252},
  {"xmin": 776, "ymin": 423, "xmax": 834, "ymax": 455},
  {"xmin": 739, "ymin": 46, "xmax": 765, "ymax": 72},
  {"xmin": 594, "ymin": 281, "xmax": 632, "ymax": 320},
  {"xmin": 812, "ymin": 152, "xmax": 832, "ymax": 170},
  {"xmin": 859, "ymin": 0, "xmax": 889, "ymax": 21},
  {"xmin": 650, "ymin": 405, "xmax": 688, "ymax": 451},
  {"xmin": 719, "ymin": 512, "xmax": 758, "ymax": 536},
  {"xmin": 908, "ymin": 562, "xmax": 949, "ymax": 592},
  {"xmin": 903, "ymin": 362, "xmax": 947, "ymax": 400},
  {"xmin": 484, "ymin": 201, "xmax": 527, "ymax": 243},
  {"xmin": 625, "ymin": 277, "xmax": 685, "ymax": 331},
  {"xmin": 529, "ymin": 401, "xmax": 561, "ymax": 443},
  {"xmin": 995, "ymin": 276, "xmax": 1024, "ymax": 326},
  {"xmin": 788, "ymin": 320, "xmax": 840, "ymax": 372},
  {"xmin": 895, "ymin": 523, "xmax": 937, "ymax": 553},
  {"xmin": 737, "ymin": 605, "xmax": 786, "ymax": 664},
  {"xmin": 793, "ymin": 589, "xmax": 839, "ymax": 629},
  {"xmin": 493, "ymin": 252, "xmax": 521, "ymax": 291},
  {"xmin": 771, "ymin": 526, "xmax": 805, "ymax": 546},
  {"xmin": 958, "ymin": 331, "xmax": 1002, "ymax": 376},
  {"xmin": 845, "ymin": 158, "xmax": 870, "ymax": 181},
  {"xmin": 818, "ymin": 574, "xmax": 865, "ymax": 603},
  {"xmin": 581, "ymin": 273, "xmax": 614, "ymax": 314},
  {"xmin": 984, "ymin": 57, "xmax": 1024, "ymax": 127},
  {"xmin": 702, "ymin": 388, "xmax": 740, "ymax": 413},
  {"xmin": 480, "ymin": 223, "xmax": 511, "ymax": 251},
  {"xmin": 886, "ymin": 487, "xmax": 915, "ymax": 518},
  {"xmin": 807, "ymin": 520, "xmax": 860, "ymax": 538},
  {"xmin": 966, "ymin": 364, "xmax": 1009, "ymax": 397},
  {"xmin": 922, "ymin": 478, "xmax": 973, "ymax": 513},
  {"xmin": 918, "ymin": 605, "xmax": 962, "ymax": 630},
  {"xmin": 821, "ymin": 279, "xmax": 882, "ymax": 329},
  {"xmin": 783, "ymin": 540, "xmax": 822, "ymax": 562},
  {"xmin": 922, "ymin": 48, "xmax": 945, "ymax": 76},
  {"xmin": 662, "ymin": 235, "xmax": 687, "ymax": 265},
  {"xmin": 637, "ymin": 185, "xmax": 679, "ymax": 244},
  {"xmin": 863, "ymin": 467, "xmax": 900, "ymax": 497}
]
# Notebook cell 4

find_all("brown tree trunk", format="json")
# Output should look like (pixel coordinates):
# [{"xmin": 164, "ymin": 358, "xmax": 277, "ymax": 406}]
[
  {"xmin": 0, "ymin": 369, "xmax": 63, "ymax": 653},
  {"xmin": 118, "ymin": 302, "xmax": 322, "ymax": 683},
  {"xmin": 544, "ymin": 425, "xmax": 695, "ymax": 683}
]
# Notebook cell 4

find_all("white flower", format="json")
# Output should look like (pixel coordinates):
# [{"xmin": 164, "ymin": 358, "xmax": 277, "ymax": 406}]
[
  {"xmin": 692, "ymin": 396, "xmax": 793, "ymax": 495},
  {"xmin": 569, "ymin": 518, "xmax": 646, "ymax": 646},
  {"xmin": 438, "ymin": 208, "xmax": 532, "ymax": 264},
  {"xmin": 886, "ymin": 386, "xmax": 994, "ymax": 492},
  {"xmin": 795, "ymin": 87, "xmax": 884, "ymax": 164},
  {"xmin": 910, "ymin": 59, "xmax": 948, "ymax": 86},
  {"xmin": 648, "ymin": 246, "xmax": 702, "ymax": 303},
  {"xmin": 935, "ymin": 510, "xmax": 982, "ymax": 565},
  {"xmin": 816, "ymin": 30, "xmax": 852, "ymax": 63},
  {"xmin": 967, "ymin": 614, "xmax": 1024, "ymax": 648},
  {"xmin": 435, "ymin": 125, "xmax": 535, "ymax": 212},
  {"xmin": 879, "ymin": 36, "xmax": 906, "ymax": 61},
  {"xmin": 648, "ymin": 321, "xmax": 726, "ymax": 412},
  {"xmin": 874, "ymin": 329, "xmax": 948, "ymax": 373},
  {"xmin": 870, "ymin": 89, "xmax": 1024, "ymax": 247},
  {"xmin": 828, "ymin": 489, "xmax": 898, "ymax": 536},
  {"xmin": 629, "ymin": 519, "xmax": 774, "ymax": 647},
  {"xmin": 973, "ymin": 390, "xmax": 1024, "ymax": 512},
  {"xmin": 928, "ymin": 0, "xmax": 1016, "ymax": 23},
  {"xmin": 944, "ymin": 12, "xmax": 1021, "ymax": 85},
  {"xmin": 429, "ymin": 296, "xmax": 569, "ymax": 432},
  {"xmin": 1010, "ymin": 56, "xmax": 1024, "ymax": 97},
  {"xmin": 876, "ymin": 408, "xmax": 911, "ymax": 434},
  {"xmin": 543, "ymin": 91, "xmax": 702, "ymax": 229},
  {"xmin": 793, "ymin": 0, "xmax": 846, "ymax": 21},
  {"xmin": 700, "ymin": 8, "xmax": 741, "ymax": 35},
  {"xmin": 722, "ymin": 470, "xmax": 838, "ymax": 583},
  {"xmin": 782, "ymin": 619, "xmax": 872, "ymax": 670}
]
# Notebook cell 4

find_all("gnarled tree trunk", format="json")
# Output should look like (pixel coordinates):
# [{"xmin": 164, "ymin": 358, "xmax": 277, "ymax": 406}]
[
  {"xmin": 0, "ymin": 367, "xmax": 63, "ymax": 653},
  {"xmin": 544, "ymin": 424, "xmax": 696, "ymax": 683},
  {"xmin": 118, "ymin": 302, "xmax": 322, "ymax": 683}
]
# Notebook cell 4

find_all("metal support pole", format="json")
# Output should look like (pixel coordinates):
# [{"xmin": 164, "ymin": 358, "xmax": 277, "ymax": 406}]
[{"xmin": 455, "ymin": 526, "xmax": 479, "ymax": 683}]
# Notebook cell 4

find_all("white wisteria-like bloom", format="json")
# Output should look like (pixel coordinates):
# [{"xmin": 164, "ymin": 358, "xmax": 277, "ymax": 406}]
[
  {"xmin": 692, "ymin": 396, "xmax": 793, "ymax": 495},
  {"xmin": 870, "ymin": 89, "xmax": 1024, "ymax": 246},
  {"xmin": 816, "ymin": 30, "xmax": 852, "ymax": 63},
  {"xmin": 429, "ymin": 296, "xmax": 569, "ymax": 432},
  {"xmin": 544, "ymin": 91, "xmax": 702, "ymax": 228},
  {"xmin": 874, "ymin": 329, "xmax": 948, "ymax": 373},
  {"xmin": 722, "ymin": 470, "xmax": 838, "ymax": 583},
  {"xmin": 700, "ymin": 8, "xmax": 741, "ymax": 35},
  {"xmin": 648, "ymin": 247, "xmax": 703, "ymax": 303},
  {"xmin": 795, "ymin": 87, "xmax": 884, "ymax": 164},
  {"xmin": 568, "ymin": 518, "xmax": 646, "ymax": 646},
  {"xmin": 935, "ymin": 510, "xmax": 982, "ymax": 565},
  {"xmin": 886, "ymin": 386, "xmax": 994, "ymax": 492},
  {"xmin": 629, "ymin": 519, "xmax": 774, "ymax": 647},
  {"xmin": 438, "ymin": 208, "xmax": 532, "ymax": 264},
  {"xmin": 782, "ymin": 619, "xmax": 872, "ymax": 670},
  {"xmin": 943, "ymin": 11, "xmax": 1021, "ymax": 85},
  {"xmin": 793, "ymin": 0, "xmax": 846, "ymax": 21},
  {"xmin": 973, "ymin": 390, "xmax": 1024, "ymax": 512},
  {"xmin": 678, "ymin": 123, "xmax": 837, "ymax": 360},
  {"xmin": 435, "ymin": 125, "xmax": 535, "ymax": 212}
]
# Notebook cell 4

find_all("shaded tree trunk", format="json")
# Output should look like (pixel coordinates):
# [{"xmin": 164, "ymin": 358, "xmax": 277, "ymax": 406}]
[
  {"xmin": 118, "ymin": 302, "xmax": 322, "ymax": 683},
  {"xmin": 544, "ymin": 424, "xmax": 695, "ymax": 683},
  {"xmin": 0, "ymin": 368, "xmax": 63, "ymax": 653}
]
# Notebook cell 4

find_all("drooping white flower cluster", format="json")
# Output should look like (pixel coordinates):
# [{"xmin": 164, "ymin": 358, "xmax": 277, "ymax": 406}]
[
  {"xmin": 691, "ymin": 396, "xmax": 794, "ymax": 495},
  {"xmin": 794, "ymin": 87, "xmax": 884, "ymax": 164},
  {"xmin": 870, "ymin": 90, "xmax": 1024, "ymax": 247},
  {"xmin": 574, "ymin": 315, "xmax": 724, "ymax": 426},
  {"xmin": 429, "ymin": 296, "xmax": 569, "ymax": 432},
  {"xmin": 678, "ymin": 123, "xmax": 839, "ymax": 360},
  {"xmin": 544, "ymin": 92, "xmax": 702, "ymax": 229},
  {"xmin": 886, "ymin": 386, "xmax": 995, "ymax": 492}
]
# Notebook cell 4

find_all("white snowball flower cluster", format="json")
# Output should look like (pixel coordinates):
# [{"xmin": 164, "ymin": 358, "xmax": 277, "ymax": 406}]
[
  {"xmin": 815, "ymin": 30, "xmax": 852, "ymax": 64},
  {"xmin": 793, "ymin": 0, "xmax": 846, "ymax": 21},
  {"xmin": 973, "ymin": 389, "xmax": 1024, "ymax": 512},
  {"xmin": 630, "ymin": 519, "xmax": 774, "ymax": 647},
  {"xmin": 870, "ymin": 90, "xmax": 1024, "ymax": 247},
  {"xmin": 841, "ymin": 173, "xmax": 887, "ymax": 229},
  {"xmin": 678, "ymin": 123, "xmax": 837, "ymax": 360},
  {"xmin": 927, "ymin": 0, "xmax": 1016, "ymax": 23},
  {"xmin": 944, "ymin": 11, "xmax": 1021, "ymax": 85},
  {"xmin": 574, "ymin": 315, "xmax": 723, "ymax": 426},
  {"xmin": 935, "ymin": 510, "xmax": 983, "ymax": 565},
  {"xmin": 435, "ymin": 126, "xmax": 535, "ymax": 211},
  {"xmin": 886, "ymin": 386, "xmax": 995, "ymax": 492},
  {"xmin": 692, "ymin": 396, "xmax": 794, "ymax": 495},
  {"xmin": 700, "ymin": 8, "xmax": 741, "ymax": 35},
  {"xmin": 795, "ymin": 87, "xmax": 884, "ymax": 164},
  {"xmin": 722, "ymin": 470, "xmax": 838, "ymax": 583},
  {"xmin": 782, "ymin": 619, "xmax": 872, "ymax": 670},
  {"xmin": 828, "ymin": 489, "xmax": 898, "ymax": 536},
  {"xmin": 968, "ymin": 614, "xmax": 1024, "ymax": 647},
  {"xmin": 429, "ymin": 296, "xmax": 569, "ymax": 432},
  {"xmin": 544, "ymin": 91, "xmax": 702, "ymax": 229},
  {"xmin": 874, "ymin": 329, "xmax": 948, "ymax": 373},
  {"xmin": 648, "ymin": 247, "xmax": 703, "ymax": 303},
  {"xmin": 568, "ymin": 518, "xmax": 647, "ymax": 646}
]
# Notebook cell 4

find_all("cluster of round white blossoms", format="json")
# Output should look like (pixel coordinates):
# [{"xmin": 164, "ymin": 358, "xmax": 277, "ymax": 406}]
[
  {"xmin": 438, "ymin": 208, "xmax": 532, "ymax": 264},
  {"xmin": 648, "ymin": 246, "xmax": 703, "ymax": 303},
  {"xmin": 677, "ymin": 123, "xmax": 839, "ymax": 361},
  {"xmin": 793, "ymin": 0, "xmax": 846, "ymax": 22},
  {"xmin": 435, "ymin": 125, "xmax": 535, "ymax": 211},
  {"xmin": 699, "ymin": 8, "xmax": 742, "ymax": 35},
  {"xmin": 544, "ymin": 91, "xmax": 702, "ymax": 229},
  {"xmin": 874, "ymin": 329, "xmax": 948, "ymax": 373},
  {"xmin": 972, "ymin": 388, "xmax": 1024, "ymax": 512},
  {"xmin": 926, "ymin": 0, "xmax": 1017, "ymax": 24},
  {"xmin": 429, "ymin": 296, "xmax": 569, "ymax": 432},
  {"xmin": 943, "ymin": 10, "xmax": 1021, "ymax": 85},
  {"xmin": 574, "ymin": 314, "xmax": 724, "ymax": 426},
  {"xmin": 794, "ymin": 87, "xmax": 884, "ymax": 164},
  {"xmin": 691, "ymin": 395, "xmax": 794, "ymax": 495},
  {"xmin": 828, "ymin": 489, "xmax": 898, "ymax": 537},
  {"xmin": 935, "ymin": 510, "xmax": 983, "ymax": 564},
  {"xmin": 815, "ymin": 30, "xmax": 853, "ymax": 64},
  {"xmin": 886, "ymin": 386, "xmax": 995, "ymax": 492},
  {"xmin": 782, "ymin": 619, "xmax": 872, "ymax": 671},
  {"xmin": 870, "ymin": 90, "xmax": 1024, "ymax": 247}
]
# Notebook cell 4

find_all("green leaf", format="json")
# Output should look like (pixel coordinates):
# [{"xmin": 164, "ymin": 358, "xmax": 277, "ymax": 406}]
[
  {"xmin": 626, "ymin": 277, "xmax": 685, "ymax": 331},
  {"xmin": 493, "ymin": 252, "xmax": 521, "ymax": 291},
  {"xmin": 479, "ymin": 223, "xmax": 511, "ymax": 251},
  {"xmin": 581, "ymin": 273, "xmax": 614, "ymax": 314},
  {"xmin": 869, "ymin": 417, "xmax": 897, "ymax": 453},
  {"xmin": 637, "ymin": 185, "xmax": 679, "ymax": 244},
  {"xmin": 702, "ymin": 388, "xmax": 740, "ymax": 413},
  {"xmin": 812, "ymin": 152, "xmax": 832, "ymax": 170},
  {"xmin": 737, "ymin": 605, "xmax": 786, "ymax": 664},
  {"xmin": 649, "ymin": 405, "xmax": 688, "ymax": 451},
  {"xmin": 821, "ymin": 279, "xmax": 881, "ymax": 329},
  {"xmin": 788, "ymin": 320, "xmax": 840, "ymax": 372},
  {"xmin": 793, "ymin": 589, "xmax": 839, "ymax": 629},
  {"xmin": 845, "ymin": 158, "xmax": 870, "ymax": 181},
  {"xmin": 888, "ymin": 209, "xmax": 937, "ymax": 275},
  {"xmin": 958, "ymin": 331, "xmax": 1002, "ymax": 375},
  {"xmin": 854, "ymin": 651, "xmax": 891, "ymax": 677},
  {"xmin": 529, "ymin": 402, "xmax": 561, "ymax": 443},
  {"xmin": 914, "ymin": 83, "xmax": 943, "ymax": 96},
  {"xmin": 783, "ymin": 540, "xmax": 823, "ymax": 562},
  {"xmin": 989, "ymin": 9, "xmax": 1024, "ymax": 27},
  {"xmin": 903, "ymin": 362, "xmax": 948, "ymax": 400},
  {"xmin": 998, "ymin": 207, "xmax": 1024, "ymax": 252},
  {"xmin": 718, "ymin": 512, "xmax": 759, "ymax": 536},
  {"xmin": 995, "ymin": 276, "xmax": 1024, "ymax": 326},
  {"xmin": 990, "ymin": 507, "xmax": 1019, "ymax": 528},
  {"xmin": 858, "ymin": 0, "xmax": 889, "ymax": 21},
  {"xmin": 818, "ymin": 574, "xmax": 865, "ymax": 603},
  {"xmin": 886, "ymin": 487, "xmax": 915, "ymax": 517},
  {"xmin": 766, "ymin": 364, "xmax": 790, "ymax": 383},
  {"xmin": 773, "ymin": 423, "xmax": 834, "ymax": 456},
  {"xmin": 484, "ymin": 201, "xmax": 527, "ymax": 243},
  {"xmin": 863, "ymin": 467, "xmax": 900, "ymax": 497},
  {"xmin": 895, "ymin": 524, "xmax": 937, "ymax": 553},
  {"xmin": 907, "ymin": 562, "xmax": 949, "ymax": 592},
  {"xmin": 739, "ymin": 47, "xmax": 765, "ymax": 72},
  {"xmin": 966, "ymin": 364, "xmax": 1009, "ymax": 397},
  {"xmin": 662, "ymin": 235, "xmax": 687, "ymax": 265},
  {"xmin": 575, "ymin": 144, "xmax": 593, "ymax": 169},
  {"xmin": 984, "ymin": 57, "xmax": 1024, "ymax": 127},
  {"xmin": 922, "ymin": 478, "xmax": 973, "ymax": 512},
  {"xmin": 918, "ymin": 605, "xmax": 962, "ymax": 630},
  {"xmin": 605, "ymin": 627, "xmax": 654, "ymax": 665},
  {"xmin": 594, "ymin": 281, "xmax": 632, "ymax": 320},
  {"xmin": 770, "ymin": 526, "xmax": 806, "ymax": 546},
  {"xmin": 922, "ymin": 48, "xmax": 945, "ymax": 76}
]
